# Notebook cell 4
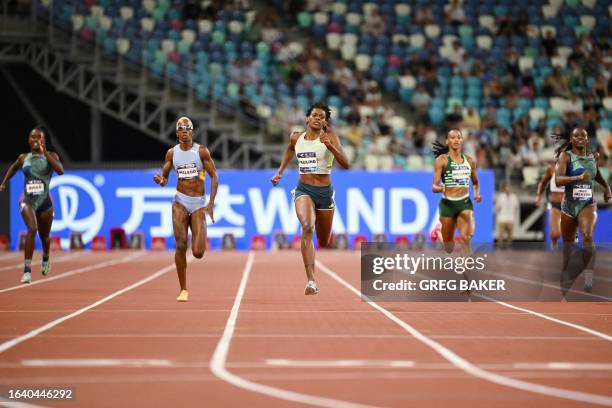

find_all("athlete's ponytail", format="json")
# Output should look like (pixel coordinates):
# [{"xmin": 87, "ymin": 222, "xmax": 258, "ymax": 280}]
[{"xmin": 432, "ymin": 140, "xmax": 449, "ymax": 158}]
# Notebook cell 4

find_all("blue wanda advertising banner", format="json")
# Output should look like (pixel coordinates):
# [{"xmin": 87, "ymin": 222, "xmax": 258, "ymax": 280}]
[{"xmin": 10, "ymin": 169, "xmax": 495, "ymax": 249}]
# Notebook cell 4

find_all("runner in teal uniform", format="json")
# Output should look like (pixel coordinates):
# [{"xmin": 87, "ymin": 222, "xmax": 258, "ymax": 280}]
[
  {"xmin": 554, "ymin": 128, "xmax": 611, "ymax": 293},
  {"xmin": 0, "ymin": 127, "xmax": 64, "ymax": 283}
]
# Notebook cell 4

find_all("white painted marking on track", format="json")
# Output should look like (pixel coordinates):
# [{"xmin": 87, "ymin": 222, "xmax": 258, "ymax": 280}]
[
  {"xmin": 487, "ymin": 270, "xmax": 612, "ymax": 301},
  {"xmin": 0, "ymin": 252, "xmax": 143, "ymax": 293},
  {"xmin": 21, "ymin": 359, "xmax": 173, "ymax": 367},
  {"xmin": 210, "ymin": 252, "xmax": 379, "ymax": 408},
  {"xmin": 0, "ymin": 257, "xmax": 192, "ymax": 354},
  {"xmin": 265, "ymin": 359, "xmax": 415, "ymax": 368},
  {"xmin": 316, "ymin": 260, "xmax": 612, "ymax": 407},
  {"xmin": 513, "ymin": 362, "xmax": 612, "ymax": 370},
  {"xmin": 0, "ymin": 397, "xmax": 46, "ymax": 408},
  {"xmin": 477, "ymin": 295, "xmax": 612, "ymax": 342}
]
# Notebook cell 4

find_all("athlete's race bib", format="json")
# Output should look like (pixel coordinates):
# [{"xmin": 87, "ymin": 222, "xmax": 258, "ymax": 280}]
[
  {"xmin": 451, "ymin": 168, "xmax": 470, "ymax": 184},
  {"xmin": 572, "ymin": 185, "xmax": 592, "ymax": 200},
  {"xmin": 25, "ymin": 180, "xmax": 45, "ymax": 195},
  {"xmin": 176, "ymin": 163, "xmax": 198, "ymax": 179},
  {"xmin": 297, "ymin": 152, "xmax": 318, "ymax": 173}
]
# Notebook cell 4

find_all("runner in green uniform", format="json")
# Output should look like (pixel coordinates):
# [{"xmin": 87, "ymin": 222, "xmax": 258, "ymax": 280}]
[
  {"xmin": 0, "ymin": 127, "xmax": 64, "ymax": 283},
  {"xmin": 554, "ymin": 128, "xmax": 611, "ymax": 293},
  {"xmin": 432, "ymin": 129, "xmax": 481, "ymax": 254}
]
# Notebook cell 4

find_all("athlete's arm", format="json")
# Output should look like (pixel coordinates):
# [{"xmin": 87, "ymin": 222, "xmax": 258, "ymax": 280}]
[
  {"xmin": 271, "ymin": 131, "xmax": 299, "ymax": 186},
  {"xmin": 555, "ymin": 151, "xmax": 589, "ymax": 185},
  {"xmin": 535, "ymin": 164, "xmax": 554, "ymax": 207},
  {"xmin": 467, "ymin": 155, "xmax": 481, "ymax": 202},
  {"xmin": 432, "ymin": 155, "xmax": 446, "ymax": 193},
  {"xmin": 153, "ymin": 148, "xmax": 173, "ymax": 186},
  {"xmin": 200, "ymin": 146, "xmax": 218, "ymax": 222},
  {"xmin": 0, "ymin": 154, "xmax": 25, "ymax": 192},
  {"xmin": 320, "ymin": 127, "xmax": 350, "ymax": 169},
  {"xmin": 40, "ymin": 137, "xmax": 64, "ymax": 175},
  {"xmin": 594, "ymin": 167, "xmax": 611, "ymax": 203}
]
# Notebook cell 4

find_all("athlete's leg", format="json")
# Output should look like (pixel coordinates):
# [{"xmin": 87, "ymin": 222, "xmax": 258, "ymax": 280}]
[
  {"xmin": 189, "ymin": 207, "xmax": 207, "ymax": 259},
  {"xmin": 314, "ymin": 209, "xmax": 334, "ymax": 248},
  {"xmin": 457, "ymin": 210, "xmax": 475, "ymax": 255},
  {"xmin": 549, "ymin": 207, "xmax": 561, "ymax": 249},
  {"xmin": 439, "ymin": 216, "xmax": 457, "ymax": 254},
  {"xmin": 36, "ymin": 209, "xmax": 54, "ymax": 276},
  {"xmin": 172, "ymin": 201, "xmax": 190, "ymax": 291},
  {"xmin": 577, "ymin": 205, "xmax": 597, "ymax": 292},
  {"xmin": 295, "ymin": 196, "xmax": 317, "ymax": 282},
  {"xmin": 19, "ymin": 203, "xmax": 37, "ymax": 282},
  {"xmin": 560, "ymin": 212, "xmax": 579, "ymax": 295}
]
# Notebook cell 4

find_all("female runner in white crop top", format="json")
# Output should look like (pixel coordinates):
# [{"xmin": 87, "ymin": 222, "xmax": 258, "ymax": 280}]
[
  {"xmin": 271, "ymin": 103, "xmax": 349, "ymax": 295},
  {"xmin": 154, "ymin": 116, "xmax": 219, "ymax": 302}
]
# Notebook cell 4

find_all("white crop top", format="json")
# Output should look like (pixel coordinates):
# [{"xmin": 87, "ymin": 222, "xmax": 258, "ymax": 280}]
[{"xmin": 294, "ymin": 132, "xmax": 334, "ymax": 174}]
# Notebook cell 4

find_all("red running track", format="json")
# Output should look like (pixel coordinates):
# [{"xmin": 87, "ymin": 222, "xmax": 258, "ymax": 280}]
[{"xmin": 0, "ymin": 250, "xmax": 610, "ymax": 407}]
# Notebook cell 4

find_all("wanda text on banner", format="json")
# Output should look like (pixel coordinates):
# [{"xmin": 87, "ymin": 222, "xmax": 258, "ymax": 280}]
[{"xmin": 9, "ymin": 169, "xmax": 495, "ymax": 249}]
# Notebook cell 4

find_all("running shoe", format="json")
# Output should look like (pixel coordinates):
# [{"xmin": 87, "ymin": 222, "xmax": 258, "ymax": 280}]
[
  {"xmin": 304, "ymin": 280, "xmax": 319, "ymax": 295},
  {"xmin": 20, "ymin": 272, "xmax": 31, "ymax": 284},
  {"xmin": 41, "ymin": 261, "xmax": 50, "ymax": 277},
  {"xmin": 176, "ymin": 290, "xmax": 189, "ymax": 302}
]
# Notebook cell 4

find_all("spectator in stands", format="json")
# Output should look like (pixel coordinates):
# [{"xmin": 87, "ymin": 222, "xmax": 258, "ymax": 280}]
[
  {"xmin": 463, "ymin": 107, "xmax": 481, "ymax": 132},
  {"xmin": 592, "ymin": 74, "xmax": 608, "ymax": 98},
  {"xmin": 445, "ymin": 105, "xmax": 463, "ymax": 129},
  {"xmin": 565, "ymin": 94, "xmax": 584, "ymax": 114},
  {"xmin": 364, "ymin": 7, "xmax": 386, "ymax": 38},
  {"xmin": 541, "ymin": 30, "xmax": 557, "ymax": 58},
  {"xmin": 365, "ymin": 81, "xmax": 382, "ymax": 108},
  {"xmin": 445, "ymin": 0, "xmax": 465, "ymax": 26},
  {"xmin": 261, "ymin": 18, "xmax": 282, "ymax": 44},
  {"xmin": 411, "ymin": 84, "xmax": 432, "ymax": 116},
  {"xmin": 543, "ymin": 66, "xmax": 570, "ymax": 98},
  {"xmin": 361, "ymin": 115, "xmax": 380, "ymax": 138},
  {"xmin": 522, "ymin": 138, "xmax": 543, "ymax": 166},
  {"xmin": 482, "ymin": 104, "xmax": 498, "ymax": 129},
  {"xmin": 485, "ymin": 74, "xmax": 503, "ymax": 99},
  {"xmin": 495, "ymin": 183, "xmax": 519, "ymax": 249},
  {"xmin": 447, "ymin": 40, "xmax": 466, "ymax": 66},
  {"xmin": 414, "ymin": 5, "xmax": 434, "ymax": 25},
  {"xmin": 365, "ymin": 132, "xmax": 393, "ymax": 170},
  {"xmin": 567, "ymin": 60, "xmax": 584, "ymax": 92},
  {"xmin": 345, "ymin": 102, "xmax": 361, "ymax": 126}
]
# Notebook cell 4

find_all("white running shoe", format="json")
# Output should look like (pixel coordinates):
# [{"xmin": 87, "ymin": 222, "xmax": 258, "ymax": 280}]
[
  {"xmin": 20, "ymin": 272, "xmax": 31, "ymax": 284},
  {"xmin": 304, "ymin": 280, "xmax": 319, "ymax": 295},
  {"xmin": 41, "ymin": 261, "xmax": 50, "ymax": 277}
]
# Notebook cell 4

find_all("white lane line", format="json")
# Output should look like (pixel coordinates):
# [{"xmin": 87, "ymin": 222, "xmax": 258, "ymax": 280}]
[
  {"xmin": 0, "ymin": 252, "xmax": 21, "ymax": 260},
  {"xmin": 0, "ymin": 252, "xmax": 143, "ymax": 293},
  {"xmin": 316, "ymin": 260, "xmax": 612, "ymax": 407},
  {"xmin": 21, "ymin": 359, "xmax": 173, "ymax": 367},
  {"xmin": 487, "ymin": 270, "xmax": 612, "ymax": 301},
  {"xmin": 513, "ymin": 363, "xmax": 612, "ymax": 371},
  {"xmin": 0, "ymin": 258, "xmax": 188, "ymax": 354},
  {"xmin": 265, "ymin": 359, "xmax": 415, "ymax": 368},
  {"xmin": 0, "ymin": 398, "xmax": 46, "ymax": 408},
  {"xmin": 0, "ymin": 252, "xmax": 81, "ymax": 272},
  {"xmin": 477, "ymin": 296, "xmax": 612, "ymax": 342},
  {"xmin": 210, "ymin": 252, "xmax": 378, "ymax": 408}
]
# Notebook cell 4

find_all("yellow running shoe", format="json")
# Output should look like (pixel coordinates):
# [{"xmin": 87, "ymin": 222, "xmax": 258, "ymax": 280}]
[{"xmin": 176, "ymin": 290, "xmax": 189, "ymax": 302}]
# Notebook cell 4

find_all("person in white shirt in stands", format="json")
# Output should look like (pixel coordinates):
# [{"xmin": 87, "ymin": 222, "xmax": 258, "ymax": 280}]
[{"xmin": 495, "ymin": 182, "xmax": 519, "ymax": 248}]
